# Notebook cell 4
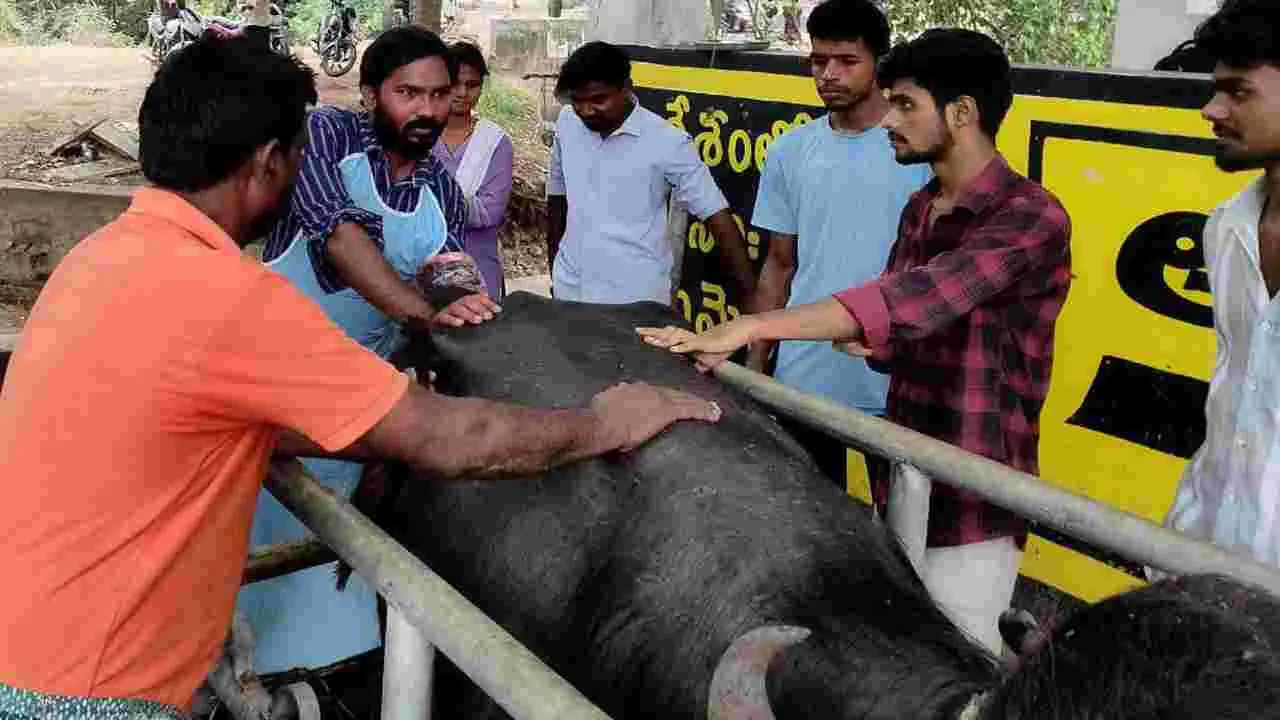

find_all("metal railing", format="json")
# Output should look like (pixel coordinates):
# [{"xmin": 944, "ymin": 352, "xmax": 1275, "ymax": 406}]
[
  {"xmin": 263, "ymin": 459, "xmax": 612, "ymax": 720},
  {"xmin": 712, "ymin": 362, "xmax": 1280, "ymax": 597}
]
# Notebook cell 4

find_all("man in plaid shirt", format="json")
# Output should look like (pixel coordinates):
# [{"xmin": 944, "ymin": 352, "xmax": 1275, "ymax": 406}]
[{"xmin": 639, "ymin": 28, "xmax": 1072, "ymax": 655}]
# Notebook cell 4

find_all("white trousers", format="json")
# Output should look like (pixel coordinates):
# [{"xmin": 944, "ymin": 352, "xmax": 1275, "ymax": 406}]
[{"xmin": 889, "ymin": 463, "xmax": 1024, "ymax": 656}]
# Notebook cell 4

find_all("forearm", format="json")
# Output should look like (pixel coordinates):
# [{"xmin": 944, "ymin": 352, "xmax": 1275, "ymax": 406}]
[
  {"xmin": 409, "ymin": 397, "xmax": 613, "ymax": 478},
  {"xmin": 745, "ymin": 298, "xmax": 861, "ymax": 344},
  {"xmin": 705, "ymin": 209, "xmax": 757, "ymax": 300},
  {"xmin": 546, "ymin": 195, "xmax": 567, "ymax": 267},
  {"xmin": 745, "ymin": 254, "xmax": 793, "ymax": 316},
  {"xmin": 742, "ymin": 255, "xmax": 793, "ymax": 368},
  {"xmin": 327, "ymin": 223, "xmax": 435, "ymax": 324}
]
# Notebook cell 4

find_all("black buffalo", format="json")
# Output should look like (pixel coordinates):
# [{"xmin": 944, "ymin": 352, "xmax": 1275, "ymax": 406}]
[{"xmin": 371, "ymin": 292, "xmax": 1280, "ymax": 719}]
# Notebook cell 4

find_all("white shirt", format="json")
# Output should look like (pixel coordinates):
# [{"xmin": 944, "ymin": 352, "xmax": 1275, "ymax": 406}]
[
  {"xmin": 547, "ymin": 101, "xmax": 728, "ymax": 305},
  {"xmin": 1167, "ymin": 177, "xmax": 1280, "ymax": 565}
]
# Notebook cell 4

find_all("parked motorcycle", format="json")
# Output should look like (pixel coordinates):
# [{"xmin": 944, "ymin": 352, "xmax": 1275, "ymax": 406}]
[
  {"xmin": 146, "ymin": 0, "xmax": 290, "ymax": 66},
  {"xmin": 145, "ymin": 0, "xmax": 201, "ymax": 65},
  {"xmin": 312, "ymin": 0, "xmax": 358, "ymax": 77}
]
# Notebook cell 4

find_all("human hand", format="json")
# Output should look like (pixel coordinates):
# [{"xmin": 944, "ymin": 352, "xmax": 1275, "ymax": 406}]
[
  {"xmin": 635, "ymin": 317, "xmax": 758, "ymax": 372},
  {"xmin": 589, "ymin": 382, "xmax": 722, "ymax": 453},
  {"xmin": 431, "ymin": 293, "xmax": 501, "ymax": 328}
]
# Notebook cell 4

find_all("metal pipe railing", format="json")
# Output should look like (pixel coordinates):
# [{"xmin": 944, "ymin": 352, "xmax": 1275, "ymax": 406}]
[
  {"xmin": 264, "ymin": 459, "xmax": 612, "ymax": 720},
  {"xmin": 382, "ymin": 605, "xmax": 436, "ymax": 720},
  {"xmin": 712, "ymin": 361, "xmax": 1280, "ymax": 597}
]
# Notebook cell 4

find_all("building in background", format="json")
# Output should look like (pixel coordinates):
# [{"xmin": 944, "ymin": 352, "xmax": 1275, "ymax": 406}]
[{"xmin": 1110, "ymin": 0, "xmax": 1220, "ymax": 71}]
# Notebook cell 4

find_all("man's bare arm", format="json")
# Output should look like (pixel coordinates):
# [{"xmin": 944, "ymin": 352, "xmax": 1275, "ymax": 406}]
[
  {"xmin": 327, "ymin": 223, "xmax": 496, "ymax": 328},
  {"xmin": 286, "ymin": 381, "xmax": 721, "ymax": 479},
  {"xmin": 327, "ymin": 223, "xmax": 437, "ymax": 329},
  {"xmin": 704, "ymin": 209, "xmax": 758, "ymax": 301},
  {"xmin": 742, "ymin": 232, "xmax": 797, "ymax": 372},
  {"xmin": 547, "ymin": 195, "xmax": 568, "ymax": 273}
]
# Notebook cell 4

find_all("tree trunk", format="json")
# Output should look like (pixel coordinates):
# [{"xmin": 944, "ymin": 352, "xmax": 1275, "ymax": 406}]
[{"xmin": 414, "ymin": 0, "xmax": 441, "ymax": 32}]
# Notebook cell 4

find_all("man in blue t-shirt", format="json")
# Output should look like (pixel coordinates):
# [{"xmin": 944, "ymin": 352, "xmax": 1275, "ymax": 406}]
[{"xmin": 747, "ymin": 0, "xmax": 929, "ymax": 488}]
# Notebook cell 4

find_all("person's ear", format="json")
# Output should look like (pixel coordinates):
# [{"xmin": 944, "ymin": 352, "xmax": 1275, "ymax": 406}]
[
  {"xmin": 252, "ymin": 138, "xmax": 284, "ymax": 185},
  {"xmin": 948, "ymin": 95, "xmax": 978, "ymax": 131}
]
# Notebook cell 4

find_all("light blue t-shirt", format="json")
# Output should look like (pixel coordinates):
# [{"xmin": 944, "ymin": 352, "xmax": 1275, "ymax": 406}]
[{"xmin": 752, "ymin": 115, "xmax": 930, "ymax": 414}]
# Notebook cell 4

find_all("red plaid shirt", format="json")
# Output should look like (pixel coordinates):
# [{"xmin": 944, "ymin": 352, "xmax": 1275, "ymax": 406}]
[{"xmin": 834, "ymin": 156, "xmax": 1072, "ymax": 548}]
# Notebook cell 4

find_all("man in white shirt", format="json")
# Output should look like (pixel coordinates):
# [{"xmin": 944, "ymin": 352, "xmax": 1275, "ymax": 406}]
[
  {"xmin": 545, "ymin": 41, "xmax": 757, "ymax": 305},
  {"xmin": 1165, "ymin": 0, "xmax": 1280, "ymax": 566}
]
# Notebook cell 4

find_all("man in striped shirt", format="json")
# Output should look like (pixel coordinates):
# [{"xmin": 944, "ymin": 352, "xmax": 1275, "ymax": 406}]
[
  {"xmin": 247, "ymin": 27, "xmax": 504, "ymax": 678},
  {"xmin": 263, "ymin": 26, "xmax": 499, "ymax": 339}
]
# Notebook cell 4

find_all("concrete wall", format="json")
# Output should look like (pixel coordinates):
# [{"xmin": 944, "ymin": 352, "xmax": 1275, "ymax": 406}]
[
  {"xmin": 586, "ymin": 0, "xmax": 708, "ymax": 47},
  {"xmin": 0, "ymin": 181, "xmax": 132, "ymax": 284},
  {"xmin": 488, "ymin": 16, "xmax": 588, "ymax": 75},
  {"xmin": 1110, "ymin": 0, "xmax": 1221, "ymax": 71}
]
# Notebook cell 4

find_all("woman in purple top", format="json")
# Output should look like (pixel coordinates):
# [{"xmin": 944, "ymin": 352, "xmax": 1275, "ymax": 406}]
[{"xmin": 433, "ymin": 41, "xmax": 515, "ymax": 299}]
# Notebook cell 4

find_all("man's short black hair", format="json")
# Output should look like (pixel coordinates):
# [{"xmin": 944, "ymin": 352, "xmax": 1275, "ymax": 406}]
[
  {"xmin": 1194, "ymin": 0, "xmax": 1280, "ymax": 70},
  {"xmin": 805, "ymin": 0, "xmax": 891, "ymax": 58},
  {"xmin": 138, "ymin": 36, "xmax": 316, "ymax": 193},
  {"xmin": 555, "ymin": 41, "xmax": 631, "ymax": 97},
  {"xmin": 360, "ymin": 25, "xmax": 457, "ymax": 90},
  {"xmin": 449, "ymin": 40, "xmax": 488, "ymax": 77},
  {"xmin": 877, "ymin": 28, "xmax": 1013, "ymax": 140}
]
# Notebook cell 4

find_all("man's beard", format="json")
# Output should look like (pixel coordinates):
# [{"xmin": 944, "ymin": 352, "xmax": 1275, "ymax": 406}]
[
  {"xmin": 820, "ymin": 85, "xmax": 871, "ymax": 112},
  {"xmin": 894, "ymin": 127, "xmax": 953, "ymax": 166},
  {"xmin": 372, "ymin": 106, "xmax": 443, "ymax": 160},
  {"xmin": 1215, "ymin": 142, "xmax": 1280, "ymax": 172}
]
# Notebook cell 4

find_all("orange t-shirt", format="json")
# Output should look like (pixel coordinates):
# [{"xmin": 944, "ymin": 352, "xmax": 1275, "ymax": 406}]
[{"xmin": 0, "ymin": 188, "xmax": 409, "ymax": 709}]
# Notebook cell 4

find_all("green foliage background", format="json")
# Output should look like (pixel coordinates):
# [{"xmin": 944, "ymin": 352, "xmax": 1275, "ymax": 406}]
[
  {"xmin": 0, "ymin": 0, "xmax": 1119, "ymax": 70},
  {"xmin": 884, "ymin": 0, "xmax": 1118, "ymax": 68}
]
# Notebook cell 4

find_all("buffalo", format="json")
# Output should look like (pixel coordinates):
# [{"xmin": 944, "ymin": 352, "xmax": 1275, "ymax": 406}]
[
  {"xmin": 367, "ymin": 292, "xmax": 1280, "ymax": 719},
  {"xmin": 4, "ymin": 301, "xmax": 1276, "ymax": 719}
]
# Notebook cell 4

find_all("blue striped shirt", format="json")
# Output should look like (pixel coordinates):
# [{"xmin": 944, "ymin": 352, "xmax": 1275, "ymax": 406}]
[{"xmin": 264, "ymin": 105, "xmax": 467, "ymax": 293}]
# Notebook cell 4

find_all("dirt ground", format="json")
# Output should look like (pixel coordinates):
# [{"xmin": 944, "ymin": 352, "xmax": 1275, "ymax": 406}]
[{"xmin": 0, "ymin": 42, "xmax": 550, "ymax": 335}]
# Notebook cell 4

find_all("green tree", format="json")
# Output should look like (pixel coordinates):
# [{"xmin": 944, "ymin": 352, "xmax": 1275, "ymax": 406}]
[{"xmin": 884, "ymin": 0, "xmax": 1118, "ymax": 68}]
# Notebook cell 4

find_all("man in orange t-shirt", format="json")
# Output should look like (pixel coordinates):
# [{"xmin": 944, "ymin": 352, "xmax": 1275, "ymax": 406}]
[{"xmin": 0, "ymin": 37, "xmax": 719, "ymax": 719}]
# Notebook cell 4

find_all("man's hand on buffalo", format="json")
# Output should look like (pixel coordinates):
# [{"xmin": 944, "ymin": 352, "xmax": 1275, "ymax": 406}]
[
  {"xmin": 636, "ymin": 317, "xmax": 759, "ymax": 372},
  {"xmin": 431, "ymin": 293, "xmax": 501, "ymax": 328},
  {"xmin": 415, "ymin": 252, "xmax": 501, "ymax": 328},
  {"xmin": 588, "ymin": 382, "xmax": 723, "ymax": 453},
  {"xmin": 639, "ymin": 299, "xmax": 863, "ymax": 373}
]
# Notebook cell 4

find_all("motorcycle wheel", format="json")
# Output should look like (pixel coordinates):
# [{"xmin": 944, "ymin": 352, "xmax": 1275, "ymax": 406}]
[{"xmin": 320, "ymin": 38, "xmax": 357, "ymax": 77}]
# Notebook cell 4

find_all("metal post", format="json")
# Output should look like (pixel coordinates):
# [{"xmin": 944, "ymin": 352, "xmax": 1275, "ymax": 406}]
[
  {"xmin": 886, "ymin": 463, "xmax": 931, "ymax": 574},
  {"xmin": 265, "ymin": 460, "xmax": 612, "ymax": 720},
  {"xmin": 382, "ymin": 605, "xmax": 436, "ymax": 720},
  {"xmin": 712, "ymin": 361, "xmax": 1280, "ymax": 597}
]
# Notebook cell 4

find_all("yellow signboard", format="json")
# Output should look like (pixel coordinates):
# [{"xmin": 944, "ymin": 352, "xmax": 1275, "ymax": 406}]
[{"xmin": 625, "ymin": 47, "xmax": 1258, "ymax": 603}]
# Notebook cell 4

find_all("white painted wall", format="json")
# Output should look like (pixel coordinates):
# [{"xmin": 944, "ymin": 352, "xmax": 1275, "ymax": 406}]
[
  {"xmin": 586, "ymin": 0, "xmax": 709, "ymax": 46},
  {"xmin": 1110, "ymin": 0, "xmax": 1221, "ymax": 70}
]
